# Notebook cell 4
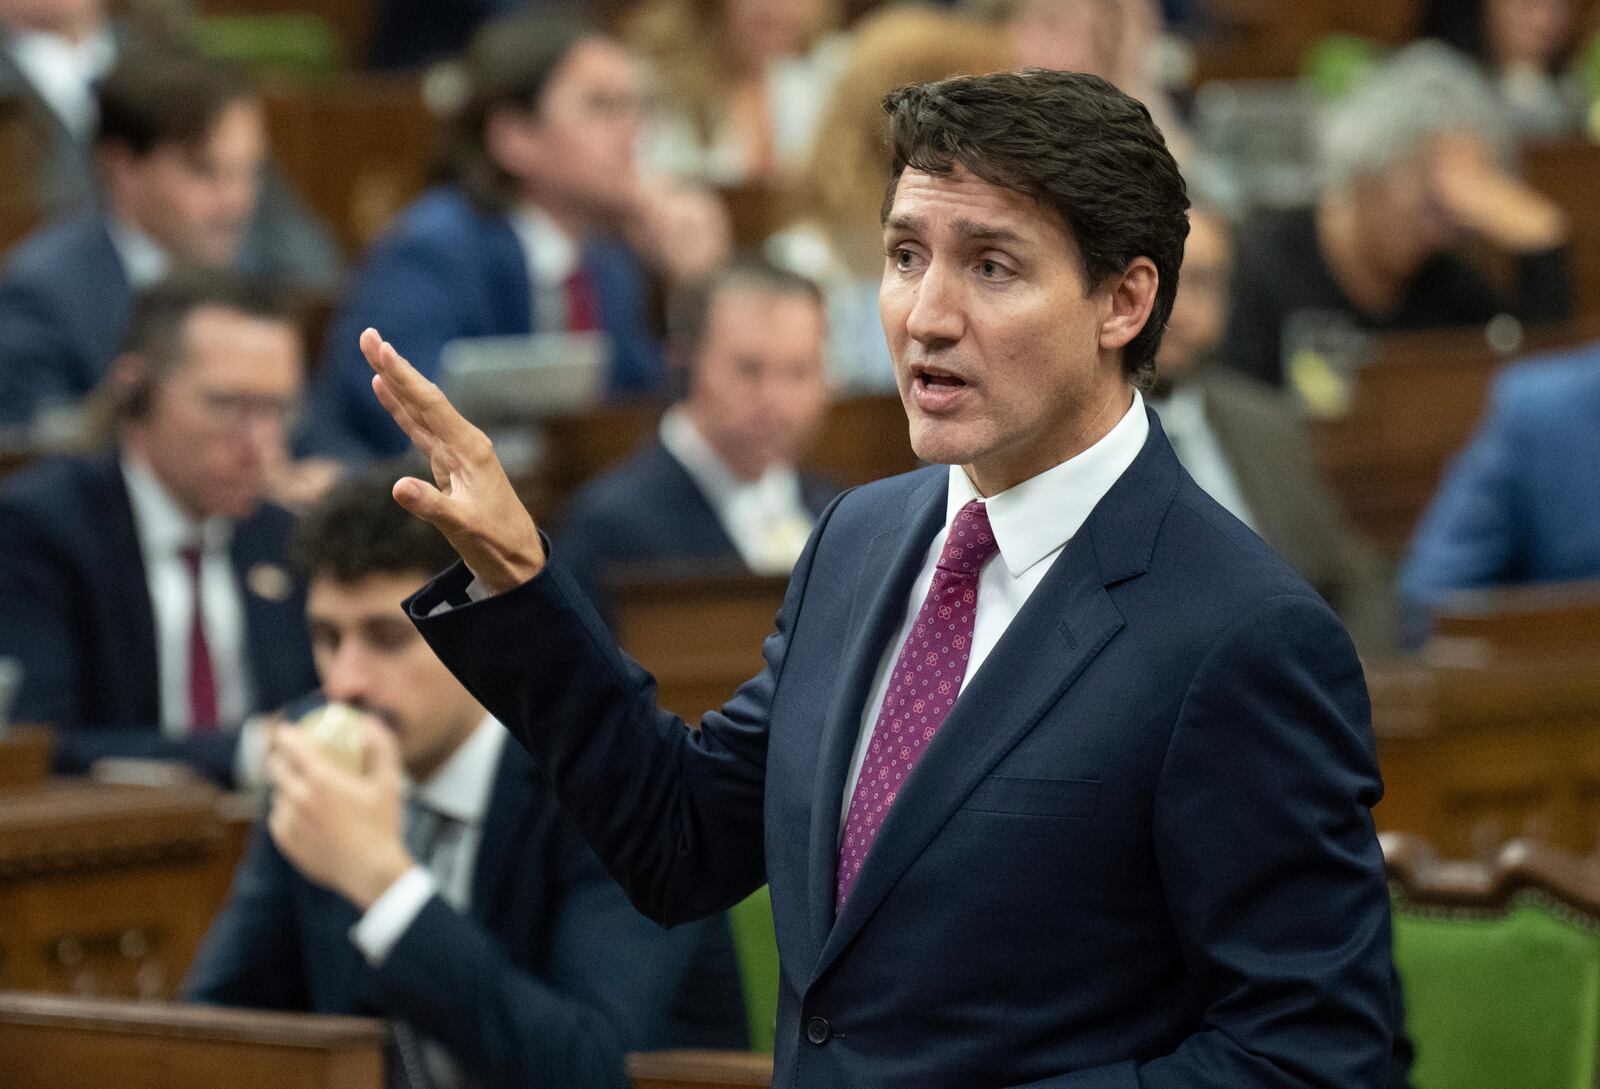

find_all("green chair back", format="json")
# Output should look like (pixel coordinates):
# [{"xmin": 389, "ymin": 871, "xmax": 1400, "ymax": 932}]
[
  {"xmin": 729, "ymin": 885, "xmax": 779, "ymax": 1054},
  {"xmin": 1392, "ymin": 895, "xmax": 1600, "ymax": 1089},
  {"xmin": 195, "ymin": 15, "xmax": 342, "ymax": 82}
]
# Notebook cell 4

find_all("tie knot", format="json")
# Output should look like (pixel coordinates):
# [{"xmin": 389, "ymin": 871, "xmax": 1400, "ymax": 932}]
[
  {"xmin": 936, "ymin": 500, "xmax": 999, "ymax": 575},
  {"xmin": 178, "ymin": 545, "xmax": 203, "ymax": 576}
]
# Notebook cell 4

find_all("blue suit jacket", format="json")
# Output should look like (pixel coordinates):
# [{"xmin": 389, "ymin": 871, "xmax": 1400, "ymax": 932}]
[
  {"xmin": 408, "ymin": 412, "xmax": 1396, "ymax": 1089},
  {"xmin": 554, "ymin": 436, "xmax": 840, "ymax": 613},
  {"xmin": 302, "ymin": 187, "xmax": 665, "ymax": 459},
  {"xmin": 184, "ymin": 737, "xmax": 748, "ymax": 1089},
  {"xmin": 0, "ymin": 453, "xmax": 317, "ymax": 783},
  {"xmin": 1400, "ymin": 346, "xmax": 1600, "ymax": 637}
]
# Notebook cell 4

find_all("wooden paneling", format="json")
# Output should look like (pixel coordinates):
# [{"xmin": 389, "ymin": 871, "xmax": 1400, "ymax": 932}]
[
  {"xmin": 0, "ymin": 992, "xmax": 386, "ymax": 1089},
  {"xmin": 0, "ymin": 782, "xmax": 242, "ymax": 999},
  {"xmin": 0, "ymin": 727, "xmax": 53, "ymax": 791},
  {"xmin": 1526, "ymin": 140, "xmax": 1600, "ymax": 319}
]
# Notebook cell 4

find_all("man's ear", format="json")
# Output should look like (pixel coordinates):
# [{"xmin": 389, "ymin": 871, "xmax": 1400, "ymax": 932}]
[
  {"xmin": 109, "ymin": 351, "xmax": 151, "ymax": 415},
  {"xmin": 1098, "ymin": 257, "xmax": 1159, "ymax": 353},
  {"xmin": 483, "ymin": 104, "xmax": 543, "ymax": 179}
]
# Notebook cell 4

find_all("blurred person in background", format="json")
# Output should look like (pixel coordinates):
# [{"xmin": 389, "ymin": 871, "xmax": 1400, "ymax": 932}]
[
  {"xmin": 0, "ymin": 273, "xmax": 317, "ymax": 786},
  {"xmin": 1420, "ymin": 0, "xmax": 1581, "ymax": 139},
  {"xmin": 186, "ymin": 467, "xmax": 748, "ymax": 1089},
  {"xmin": 0, "ymin": 0, "xmax": 338, "ymax": 279},
  {"xmin": 0, "ymin": 47, "xmax": 333, "ymax": 428},
  {"xmin": 557, "ymin": 257, "xmax": 837, "ymax": 615},
  {"xmin": 1221, "ymin": 42, "xmax": 1573, "ymax": 389},
  {"xmin": 1150, "ymin": 207, "xmax": 1396, "ymax": 654},
  {"xmin": 304, "ymin": 9, "xmax": 729, "ymax": 460},
  {"xmin": 768, "ymin": 6, "xmax": 1008, "ymax": 390},
  {"xmin": 627, "ymin": 0, "xmax": 845, "ymax": 186},
  {"xmin": 1399, "ymin": 341, "xmax": 1600, "ymax": 645}
]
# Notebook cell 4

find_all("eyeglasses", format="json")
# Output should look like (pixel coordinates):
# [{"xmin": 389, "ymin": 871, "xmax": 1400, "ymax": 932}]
[{"xmin": 194, "ymin": 387, "xmax": 301, "ymax": 430}]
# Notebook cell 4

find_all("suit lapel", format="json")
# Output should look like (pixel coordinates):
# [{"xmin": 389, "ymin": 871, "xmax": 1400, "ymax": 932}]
[
  {"xmin": 811, "ymin": 415, "xmax": 1183, "ymax": 983},
  {"xmin": 802, "ymin": 470, "xmax": 946, "ymax": 967},
  {"xmin": 92, "ymin": 455, "xmax": 162, "ymax": 724},
  {"xmin": 471, "ymin": 740, "xmax": 538, "ymax": 927}
]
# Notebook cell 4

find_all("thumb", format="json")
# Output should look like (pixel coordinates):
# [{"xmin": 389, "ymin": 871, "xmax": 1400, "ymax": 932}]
[{"xmin": 393, "ymin": 476, "xmax": 457, "ymax": 531}]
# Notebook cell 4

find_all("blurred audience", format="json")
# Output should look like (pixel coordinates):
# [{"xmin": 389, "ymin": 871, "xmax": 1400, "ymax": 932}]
[
  {"xmin": 0, "ymin": 0, "xmax": 338, "ymax": 278},
  {"xmin": 0, "ymin": 46, "xmax": 333, "ymax": 428},
  {"xmin": 627, "ymin": 0, "xmax": 845, "ymax": 186},
  {"xmin": 1420, "ymin": 0, "xmax": 1581, "ymax": 139},
  {"xmin": 304, "ymin": 9, "xmax": 728, "ymax": 459},
  {"xmin": 0, "ymin": 273, "xmax": 317, "ymax": 785},
  {"xmin": 1399, "ymin": 342, "xmax": 1600, "ymax": 644},
  {"xmin": 1151, "ymin": 208, "xmax": 1396, "ymax": 654},
  {"xmin": 1221, "ymin": 42, "xmax": 1574, "ymax": 390},
  {"xmin": 557, "ymin": 257, "xmax": 837, "ymax": 614},
  {"xmin": 768, "ymin": 6, "xmax": 1008, "ymax": 391},
  {"xmin": 186, "ymin": 467, "xmax": 748, "ymax": 1089}
]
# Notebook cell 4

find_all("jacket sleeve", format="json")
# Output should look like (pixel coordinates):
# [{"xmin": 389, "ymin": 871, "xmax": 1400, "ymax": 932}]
[
  {"xmin": 408, "ymin": 496, "xmax": 841, "ymax": 926},
  {"xmin": 1013, "ymin": 593, "xmax": 1394, "ymax": 1089},
  {"xmin": 366, "ymin": 823, "xmax": 745, "ymax": 1089},
  {"xmin": 183, "ymin": 819, "xmax": 310, "ymax": 1010},
  {"xmin": 0, "ymin": 277, "xmax": 82, "ymax": 426}
]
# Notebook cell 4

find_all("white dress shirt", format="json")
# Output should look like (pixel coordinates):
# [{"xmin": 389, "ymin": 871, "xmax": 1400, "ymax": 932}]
[
  {"xmin": 105, "ymin": 217, "xmax": 172, "ymax": 291},
  {"xmin": 509, "ymin": 204, "xmax": 580, "ymax": 333},
  {"xmin": 121, "ymin": 456, "xmax": 253, "ymax": 736},
  {"xmin": 659, "ymin": 405, "xmax": 816, "ymax": 575},
  {"xmin": 352, "ymin": 716, "xmax": 508, "ymax": 964},
  {"xmin": 5, "ymin": 27, "xmax": 116, "ymax": 139},
  {"xmin": 1154, "ymin": 387, "xmax": 1257, "ymax": 532},
  {"xmin": 840, "ymin": 392, "xmax": 1150, "ymax": 828}
]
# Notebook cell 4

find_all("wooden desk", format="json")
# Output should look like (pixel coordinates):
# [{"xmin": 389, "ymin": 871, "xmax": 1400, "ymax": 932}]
[
  {"xmin": 1307, "ymin": 319, "xmax": 1600, "ymax": 553},
  {"xmin": 629, "ymin": 1049, "xmax": 773, "ymax": 1089},
  {"xmin": 0, "ymin": 992, "xmax": 386, "ymax": 1089},
  {"xmin": 0, "ymin": 726, "xmax": 53, "ymax": 790},
  {"xmin": 611, "ymin": 571, "xmax": 788, "ymax": 723},
  {"xmin": 1371, "ymin": 582, "xmax": 1600, "ymax": 858},
  {"xmin": 0, "ymin": 782, "xmax": 241, "ymax": 999}
]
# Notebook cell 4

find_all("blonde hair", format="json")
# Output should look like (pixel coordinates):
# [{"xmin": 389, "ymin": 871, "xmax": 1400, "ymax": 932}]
[
  {"xmin": 795, "ymin": 7, "xmax": 1010, "ymax": 274},
  {"xmin": 625, "ymin": 0, "xmax": 840, "ymax": 144}
]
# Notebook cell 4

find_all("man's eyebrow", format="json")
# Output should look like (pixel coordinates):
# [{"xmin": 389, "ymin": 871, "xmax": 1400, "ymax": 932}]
[{"xmin": 882, "ymin": 214, "xmax": 1023, "ymax": 245}]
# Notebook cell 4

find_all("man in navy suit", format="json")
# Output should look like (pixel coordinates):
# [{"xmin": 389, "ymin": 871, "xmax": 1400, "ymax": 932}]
[
  {"xmin": 0, "ymin": 46, "xmax": 338, "ymax": 428},
  {"xmin": 185, "ymin": 468, "xmax": 747, "ymax": 1089},
  {"xmin": 1399, "ymin": 343, "xmax": 1600, "ymax": 642},
  {"xmin": 557, "ymin": 257, "xmax": 838, "ymax": 612},
  {"xmin": 361, "ymin": 69, "xmax": 1395, "ymax": 1087},
  {"xmin": 303, "ymin": 10, "xmax": 728, "ymax": 460},
  {"xmin": 0, "ymin": 273, "xmax": 317, "ymax": 784}
]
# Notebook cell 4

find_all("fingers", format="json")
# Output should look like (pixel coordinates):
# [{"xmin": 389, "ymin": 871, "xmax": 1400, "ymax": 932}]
[
  {"xmin": 371, "ymin": 374, "xmax": 433, "ymax": 456},
  {"xmin": 392, "ymin": 476, "xmax": 460, "ymax": 532},
  {"xmin": 360, "ymin": 717, "xmax": 403, "ymax": 786},
  {"xmin": 361, "ymin": 328, "xmax": 478, "ymax": 449}
]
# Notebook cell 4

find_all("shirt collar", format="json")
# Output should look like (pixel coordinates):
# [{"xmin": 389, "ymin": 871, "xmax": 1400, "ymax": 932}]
[
  {"xmin": 121, "ymin": 452, "xmax": 231, "ymax": 557},
  {"xmin": 413, "ymin": 715, "xmax": 506, "ymax": 825},
  {"xmin": 945, "ymin": 390, "xmax": 1149, "ymax": 579},
  {"xmin": 105, "ymin": 216, "xmax": 171, "ymax": 289},
  {"xmin": 509, "ymin": 204, "xmax": 579, "ymax": 288},
  {"xmin": 658, "ymin": 404, "xmax": 801, "ymax": 511},
  {"xmin": 5, "ymin": 26, "xmax": 115, "ymax": 137}
]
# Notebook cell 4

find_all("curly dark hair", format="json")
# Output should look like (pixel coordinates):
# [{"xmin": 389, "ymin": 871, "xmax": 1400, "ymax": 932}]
[
  {"xmin": 292, "ymin": 464, "xmax": 460, "ymax": 584},
  {"xmin": 881, "ymin": 68, "xmax": 1189, "ymax": 391}
]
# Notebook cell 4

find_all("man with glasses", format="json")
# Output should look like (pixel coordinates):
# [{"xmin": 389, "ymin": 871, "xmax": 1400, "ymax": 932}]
[{"xmin": 0, "ymin": 271, "xmax": 318, "ymax": 785}]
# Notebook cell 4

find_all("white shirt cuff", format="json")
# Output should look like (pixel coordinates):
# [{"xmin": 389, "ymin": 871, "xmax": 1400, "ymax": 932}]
[
  {"xmin": 232, "ymin": 716, "xmax": 272, "ymax": 791},
  {"xmin": 350, "ymin": 865, "xmax": 439, "ymax": 966}
]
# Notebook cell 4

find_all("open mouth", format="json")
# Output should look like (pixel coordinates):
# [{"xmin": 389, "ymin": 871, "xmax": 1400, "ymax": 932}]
[{"xmin": 913, "ymin": 365, "xmax": 969, "ymax": 391}]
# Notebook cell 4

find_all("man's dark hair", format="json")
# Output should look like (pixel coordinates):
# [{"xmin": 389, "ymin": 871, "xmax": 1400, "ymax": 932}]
[
  {"xmin": 666, "ymin": 254, "xmax": 825, "ymax": 359},
  {"xmin": 440, "ymin": 9, "xmax": 595, "ymax": 211},
  {"xmin": 293, "ymin": 465, "xmax": 459, "ymax": 584},
  {"xmin": 882, "ymin": 68, "xmax": 1189, "ymax": 390},
  {"xmin": 96, "ymin": 46, "xmax": 255, "ymax": 155},
  {"xmin": 116, "ymin": 269, "xmax": 296, "ymax": 420}
]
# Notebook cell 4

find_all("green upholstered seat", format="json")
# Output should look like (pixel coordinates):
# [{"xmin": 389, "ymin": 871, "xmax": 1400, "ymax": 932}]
[
  {"xmin": 1393, "ymin": 894, "xmax": 1600, "ymax": 1089},
  {"xmin": 195, "ymin": 15, "xmax": 342, "ymax": 81},
  {"xmin": 729, "ymin": 885, "xmax": 779, "ymax": 1054}
]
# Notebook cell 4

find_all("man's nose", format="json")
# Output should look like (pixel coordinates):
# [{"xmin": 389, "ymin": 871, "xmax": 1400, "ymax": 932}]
[
  {"xmin": 321, "ymin": 642, "xmax": 373, "ymax": 705},
  {"xmin": 904, "ymin": 261, "xmax": 965, "ymax": 349}
]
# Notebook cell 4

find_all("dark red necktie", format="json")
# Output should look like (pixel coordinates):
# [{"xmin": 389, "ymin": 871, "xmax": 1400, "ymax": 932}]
[
  {"xmin": 179, "ymin": 546, "xmax": 219, "ymax": 732},
  {"xmin": 837, "ymin": 500, "xmax": 999, "ymax": 910},
  {"xmin": 564, "ymin": 267, "xmax": 600, "ymax": 333}
]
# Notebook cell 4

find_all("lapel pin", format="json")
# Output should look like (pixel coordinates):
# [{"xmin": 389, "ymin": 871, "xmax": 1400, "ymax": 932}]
[{"xmin": 248, "ymin": 563, "xmax": 293, "ymax": 602}]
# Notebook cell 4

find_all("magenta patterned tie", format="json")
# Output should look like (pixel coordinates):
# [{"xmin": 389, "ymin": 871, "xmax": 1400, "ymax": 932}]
[{"xmin": 836, "ymin": 499, "xmax": 1000, "ymax": 911}]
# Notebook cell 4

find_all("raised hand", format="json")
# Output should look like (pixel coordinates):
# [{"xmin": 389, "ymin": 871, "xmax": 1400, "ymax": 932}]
[{"xmin": 361, "ymin": 328, "xmax": 545, "ymax": 593}]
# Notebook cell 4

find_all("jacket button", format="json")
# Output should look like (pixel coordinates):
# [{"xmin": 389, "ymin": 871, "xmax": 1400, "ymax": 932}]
[{"xmin": 806, "ymin": 1016, "xmax": 831, "ymax": 1045}]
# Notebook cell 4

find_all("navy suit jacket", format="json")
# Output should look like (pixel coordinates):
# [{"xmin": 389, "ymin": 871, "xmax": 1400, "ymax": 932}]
[
  {"xmin": 0, "ymin": 453, "xmax": 317, "ymax": 782},
  {"xmin": 1400, "ymin": 345, "xmax": 1600, "ymax": 640},
  {"xmin": 184, "ymin": 737, "xmax": 748, "ymax": 1089},
  {"xmin": 408, "ymin": 412, "xmax": 1395, "ymax": 1089},
  {"xmin": 0, "ymin": 204, "xmax": 338, "ymax": 427},
  {"xmin": 302, "ymin": 187, "xmax": 665, "ymax": 459},
  {"xmin": 555, "ymin": 436, "xmax": 840, "ymax": 613}
]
